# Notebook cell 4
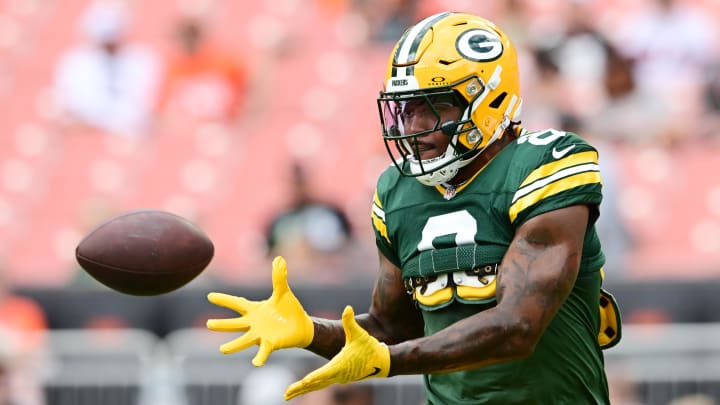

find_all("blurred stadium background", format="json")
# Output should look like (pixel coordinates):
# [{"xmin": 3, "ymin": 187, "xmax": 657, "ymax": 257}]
[{"xmin": 0, "ymin": 0, "xmax": 719, "ymax": 404}]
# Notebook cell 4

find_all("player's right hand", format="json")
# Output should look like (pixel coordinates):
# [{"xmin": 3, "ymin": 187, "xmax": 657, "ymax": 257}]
[{"xmin": 206, "ymin": 256, "xmax": 314, "ymax": 366}]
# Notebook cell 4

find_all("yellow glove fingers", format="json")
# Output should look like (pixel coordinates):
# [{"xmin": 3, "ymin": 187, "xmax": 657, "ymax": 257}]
[
  {"xmin": 205, "ymin": 317, "xmax": 251, "ymax": 332},
  {"xmin": 252, "ymin": 340, "xmax": 274, "ymax": 367},
  {"xmin": 284, "ymin": 306, "xmax": 370, "ymax": 400},
  {"xmin": 282, "ymin": 304, "xmax": 392, "ymax": 400},
  {"xmin": 341, "ymin": 305, "xmax": 359, "ymax": 340},
  {"xmin": 284, "ymin": 366, "xmax": 339, "ymax": 401},
  {"xmin": 269, "ymin": 256, "xmax": 292, "ymax": 298},
  {"xmin": 218, "ymin": 332, "xmax": 260, "ymax": 355},
  {"xmin": 207, "ymin": 292, "xmax": 256, "ymax": 316}
]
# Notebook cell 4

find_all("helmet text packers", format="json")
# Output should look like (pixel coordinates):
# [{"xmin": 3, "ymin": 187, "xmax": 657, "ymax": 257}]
[{"xmin": 377, "ymin": 12, "xmax": 522, "ymax": 186}]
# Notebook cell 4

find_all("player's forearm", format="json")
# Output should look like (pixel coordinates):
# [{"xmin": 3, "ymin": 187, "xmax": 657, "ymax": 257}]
[
  {"xmin": 386, "ymin": 306, "xmax": 532, "ymax": 375},
  {"xmin": 307, "ymin": 313, "xmax": 390, "ymax": 359},
  {"xmin": 299, "ymin": 291, "xmax": 548, "ymax": 390},
  {"xmin": 306, "ymin": 317, "xmax": 345, "ymax": 359}
]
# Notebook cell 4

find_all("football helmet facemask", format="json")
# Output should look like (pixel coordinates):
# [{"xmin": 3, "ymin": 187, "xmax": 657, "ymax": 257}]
[{"xmin": 377, "ymin": 12, "xmax": 522, "ymax": 186}]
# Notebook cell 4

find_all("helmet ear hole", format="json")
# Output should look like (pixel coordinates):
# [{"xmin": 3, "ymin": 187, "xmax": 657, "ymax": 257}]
[{"xmin": 488, "ymin": 92, "xmax": 507, "ymax": 109}]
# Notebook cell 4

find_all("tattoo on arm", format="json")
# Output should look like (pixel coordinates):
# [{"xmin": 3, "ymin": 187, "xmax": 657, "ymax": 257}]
[{"xmin": 306, "ymin": 253, "xmax": 423, "ymax": 360}]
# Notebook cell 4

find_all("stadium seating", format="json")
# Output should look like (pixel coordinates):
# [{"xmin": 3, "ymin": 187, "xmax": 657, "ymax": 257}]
[
  {"xmin": 1, "ymin": 1, "xmax": 719, "ymax": 285},
  {"xmin": 3, "ymin": 2, "xmax": 720, "ymax": 404},
  {"xmin": 43, "ymin": 328, "xmax": 161, "ymax": 405},
  {"xmin": 36, "ymin": 323, "xmax": 720, "ymax": 405}
]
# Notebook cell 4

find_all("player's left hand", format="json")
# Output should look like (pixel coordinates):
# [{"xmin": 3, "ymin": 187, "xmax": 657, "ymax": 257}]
[{"xmin": 284, "ymin": 305, "xmax": 390, "ymax": 400}]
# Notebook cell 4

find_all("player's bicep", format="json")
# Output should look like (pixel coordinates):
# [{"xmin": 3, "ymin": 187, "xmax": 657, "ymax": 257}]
[
  {"xmin": 495, "ymin": 205, "xmax": 588, "ymax": 345},
  {"xmin": 366, "ymin": 250, "xmax": 424, "ymax": 344}
]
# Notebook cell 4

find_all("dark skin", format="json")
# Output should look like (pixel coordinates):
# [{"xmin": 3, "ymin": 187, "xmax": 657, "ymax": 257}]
[
  {"xmin": 306, "ymin": 101, "xmax": 588, "ymax": 374},
  {"xmin": 310, "ymin": 204, "xmax": 587, "ymax": 375}
]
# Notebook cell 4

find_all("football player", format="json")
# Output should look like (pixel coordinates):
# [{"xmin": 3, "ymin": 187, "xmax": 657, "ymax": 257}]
[{"xmin": 207, "ymin": 12, "xmax": 621, "ymax": 404}]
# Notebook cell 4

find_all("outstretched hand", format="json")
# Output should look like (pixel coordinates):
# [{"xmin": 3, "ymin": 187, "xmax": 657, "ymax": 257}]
[
  {"xmin": 284, "ymin": 305, "xmax": 390, "ymax": 400},
  {"xmin": 206, "ymin": 256, "xmax": 314, "ymax": 366}
]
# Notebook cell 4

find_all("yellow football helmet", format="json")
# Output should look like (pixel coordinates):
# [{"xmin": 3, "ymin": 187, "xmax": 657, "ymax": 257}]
[{"xmin": 377, "ymin": 12, "xmax": 522, "ymax": 186}]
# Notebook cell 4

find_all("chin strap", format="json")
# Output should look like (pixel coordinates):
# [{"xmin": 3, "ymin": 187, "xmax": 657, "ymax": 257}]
[{"xmin": 414, "ymin": 112, "xmax": 519, "ymax": 187}]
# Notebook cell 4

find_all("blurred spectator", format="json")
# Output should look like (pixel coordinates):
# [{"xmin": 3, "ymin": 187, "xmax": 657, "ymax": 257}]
[
  {"xmin": 536, "ymin": 1, "xmax": 611, "ymax": 121},
  {"xmin": 616, "ymin": 0, "xmax": 716, "ymax": 143},
  {"xmin": 590, "ymin": 137, "xmax": 633, "ymax": 278},
  {"xmin": 52, "ymin": 0, "xmax": 160, "ymax": 137},
  {"xmin": 583, "ymin": 43, "xmax": 675, "ymax": 146},
  {"xmin": 350, "ymin": 0, "xmax": 417, "ymax": 43},
  {"xmin": 703, "ymin": 63, "xmax": 720, "ymax": 140},
  {"xmin": 493, "ymin": 0, "xmax": 533, "ymax": 47},
  {"xmin": 156, "ymin": 15, "xmax": 249, "ymax": 125},
  {"xmin": 519, "ymin": 1, "xmax": 606, "ymax": 131},
  {"xmin": 705, "ymin": 64, "xmax": 720, "ymax": 114},
  {"xmin": 618, "ymin": 0, "xmax": 716, "ymax": 93},
  {"xmin": 265, "ymin": 162, "xmax": 354, "ymax": 282},
  {"xmin": 554, "ymin": 1, "xmax": 610, "ymax": 85},
  {"xmin": 0, "ymin": 288, "xmax": 46, "ymax": 354},
  {"xmin": 607, "ymin": 373, "xmax": 643, "ymax": 405},
  {"xmin": 564, "ymin": 46, "xmax": 638, "ymax": 278},
  {"xmin": 525, "ymin": 44, "xmax": 635, "ymax": 277},
  {"xmin": 520, "ymin": 13, "xmax": 637, "ymax": 276},
  {"xmin": 0, "ymin": 269, "xmax": 48, "ymax": 405},
  {"xmin": 521, "ymin": 45, "xmax": 578, "ymax": 131},
  {"xmin": 0, "ymin": 331, "xmax": 15, "ymax": 405}
]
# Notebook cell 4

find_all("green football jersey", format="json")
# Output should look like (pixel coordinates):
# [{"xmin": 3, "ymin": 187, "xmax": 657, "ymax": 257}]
[{"xmin": 371, "ymin": 129, "xmax": 610, "ymax": 404}]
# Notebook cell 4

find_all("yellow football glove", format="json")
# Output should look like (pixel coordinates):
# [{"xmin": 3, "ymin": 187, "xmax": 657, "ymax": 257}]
[
  {"xmin": 206, "ymin": 256, "xmax": 314, "ymax": 367},
  {"xmin": 284, "ymin": 305, "xmax": 390, "ymax": 401}
]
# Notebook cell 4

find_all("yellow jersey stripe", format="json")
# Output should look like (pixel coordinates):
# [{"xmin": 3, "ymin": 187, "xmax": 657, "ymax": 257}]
[
  {"xmin": 372, "ymin": 209, "xmax": 390, "ymax": 244},
  {"xmin": 519, "ymin": 151, "xmax": 598, "ymax": 188},
  {"xmin": 372, "ymin": 189, "xmax": 390, "ymax": 244},
  {"xmin": 513, "ymin": 163, "xmax": 600, "ymax": 203},
  {"xmin": 509, "ymin": 171, "xmax": 602, "ymax": 223},
  {"xmin": 373, "ymin": 190, "xmax": 383, "ymax": 209}
]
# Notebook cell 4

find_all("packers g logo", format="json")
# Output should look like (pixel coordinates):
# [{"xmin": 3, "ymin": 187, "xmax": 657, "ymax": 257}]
[{"xmin": 455, "ymin": 28, "xmax": 503, "ymax": 62}]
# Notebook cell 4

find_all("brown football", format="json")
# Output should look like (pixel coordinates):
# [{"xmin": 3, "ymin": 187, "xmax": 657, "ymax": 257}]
[{"xmin": 75, "ymin": 209, "xmax": 214, "ymax": 296}]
